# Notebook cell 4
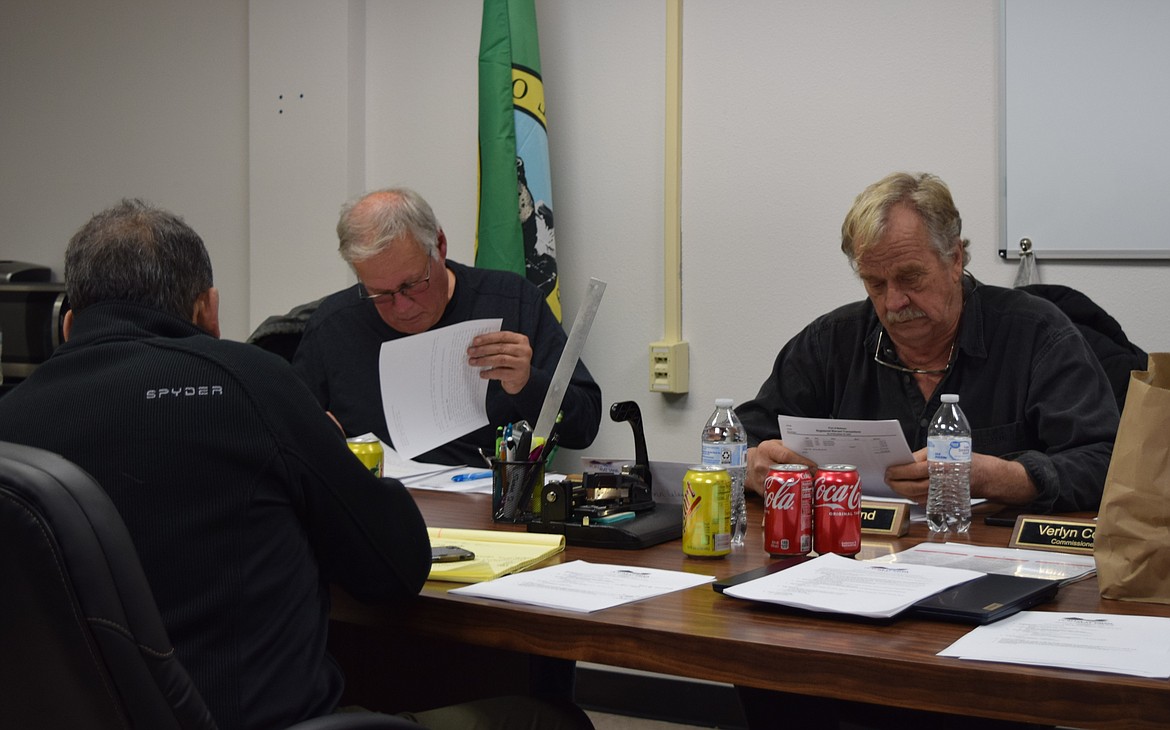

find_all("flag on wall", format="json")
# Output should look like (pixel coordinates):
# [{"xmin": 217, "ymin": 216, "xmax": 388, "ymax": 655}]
[{"xmin": 476, "ymin": 0, "xmax": 561, "ymax": 321}]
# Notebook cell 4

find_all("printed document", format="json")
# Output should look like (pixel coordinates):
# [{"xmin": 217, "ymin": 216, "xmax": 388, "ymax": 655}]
[
  {"xmin": 450, "ymin": 560, "xmax": 715, "ymax": 613},
  {"xmin": 723, "ymin": 552, "xmax": 982, "ymax": 619},
  {"xmin": 868, "ymin": 543, "xmax": 1096, "ymax": 585},
  {"xmin": 379, "ymin": 319, "xmax": 501, "ymax": 459},
  {"xmin": 777, "ymin": 415, "xmax": 914, "ymax": 499},
  {"xmin": 375, "ymin": 438, "xmax": 463, "ymax": 481},
  {"xmin": 938, "ymin": 612, "xmax": 1170, "ymax": 678}
]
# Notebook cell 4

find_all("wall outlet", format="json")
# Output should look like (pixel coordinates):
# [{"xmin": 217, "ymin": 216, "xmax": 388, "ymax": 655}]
[{"xmin": 649, "ymin": 341, "xmax": 689, "ymax": 393}]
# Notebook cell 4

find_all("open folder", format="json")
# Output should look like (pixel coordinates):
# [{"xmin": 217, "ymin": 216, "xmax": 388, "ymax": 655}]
[{"xmin": 717, "ymin": 553, "xmax": 1060, "ymax": 623}]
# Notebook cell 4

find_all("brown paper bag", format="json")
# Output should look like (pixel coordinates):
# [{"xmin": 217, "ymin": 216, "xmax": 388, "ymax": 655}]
[{"xmin": 1095, "ymin": 353, "xmax": 1170, "ymax": 603}]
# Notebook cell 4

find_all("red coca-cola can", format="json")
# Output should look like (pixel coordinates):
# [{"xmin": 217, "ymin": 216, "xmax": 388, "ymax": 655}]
[
  {"xmin": 813, "ymin": 464, "xmax": 862, "ymax": 556},
  {"xmin": 763, "ymin": 464, "xmax": 812, "ymax": 556}
]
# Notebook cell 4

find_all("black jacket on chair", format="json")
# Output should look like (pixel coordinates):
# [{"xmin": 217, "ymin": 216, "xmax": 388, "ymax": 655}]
[{"xmin": 1019, "ymin": 284, "xmax": 1148, "ymax": 413}]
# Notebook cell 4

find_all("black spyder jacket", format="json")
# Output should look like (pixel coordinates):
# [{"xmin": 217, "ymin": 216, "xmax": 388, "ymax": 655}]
[{"xmin": 0, "ymin": 301, "xmax": 430, "ymax": 730}]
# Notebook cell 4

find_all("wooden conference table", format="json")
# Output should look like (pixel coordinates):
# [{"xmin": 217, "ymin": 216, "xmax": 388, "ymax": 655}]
[{"xmin": 329, "ymin": 491, "xmax": 1170, "ymax": 729}]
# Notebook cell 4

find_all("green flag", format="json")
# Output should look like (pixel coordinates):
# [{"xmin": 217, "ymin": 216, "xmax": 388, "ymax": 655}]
[{"xmin": 476, "ymin": 0, "xmax": 560, "ymax": 321}]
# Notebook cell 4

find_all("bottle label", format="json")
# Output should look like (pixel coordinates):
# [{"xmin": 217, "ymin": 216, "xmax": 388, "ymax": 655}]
[
  {"xmin": 701, "ymin": 441, "xmax": 746, "ymax": 467},
  {"xmin": 927, "ymin": 436, "xmax": 971, "ymax": 462}
]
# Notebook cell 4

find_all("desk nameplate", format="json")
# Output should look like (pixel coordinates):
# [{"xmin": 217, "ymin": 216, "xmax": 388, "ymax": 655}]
[
  {"xmin": 860, "ymin": 500, "xmax": 910, "ymax": 536},
  {"xmin": 1008, "ymin": 515, "xmax": 1095, "ymax": 555}
]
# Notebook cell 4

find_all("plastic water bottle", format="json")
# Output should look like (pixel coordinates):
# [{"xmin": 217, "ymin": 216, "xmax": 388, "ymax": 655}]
[
  {"xmin": 926, "ymin": 393, "xmax": 972, "ymax": 533},
  {"xmin": 701, "ymin": 398, "xmax": 747, "ymax": 547}
]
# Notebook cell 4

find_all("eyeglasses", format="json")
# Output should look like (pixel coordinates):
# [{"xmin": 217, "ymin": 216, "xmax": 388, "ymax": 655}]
[
  {"xmin": 872, "ymin": 329, "xmax": 954, "ymax": 375},
  {"xmin": 357, "ymin": 259, "xmax": 432, "ymax": 304}
]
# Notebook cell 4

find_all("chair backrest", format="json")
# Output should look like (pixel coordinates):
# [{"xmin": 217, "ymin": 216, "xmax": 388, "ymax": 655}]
[
  {"xmin": 0, "ymin": 440, "xmax": 216, "ymax": 729},
  {"xmin": 246, "ymin": 297, "xmax": 323, "ymax": 363}
]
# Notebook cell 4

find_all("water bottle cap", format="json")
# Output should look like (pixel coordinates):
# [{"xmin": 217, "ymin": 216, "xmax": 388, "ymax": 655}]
[
  {"xmin": 715, "ymin": 398, "xmax": 734, "ymax": 408},
  {"xmin": 941, "ymin": 394, "xmax": 959, "ymax": 403}
]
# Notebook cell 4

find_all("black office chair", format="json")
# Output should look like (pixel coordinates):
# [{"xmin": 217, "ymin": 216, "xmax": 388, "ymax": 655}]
[
  {"xmin": 247, "ymin": 297, "xmax": 323, "ymax": 363},
  {"xmin": 0, "ymin": 440, "xmax": 418, "ymax": 729}
]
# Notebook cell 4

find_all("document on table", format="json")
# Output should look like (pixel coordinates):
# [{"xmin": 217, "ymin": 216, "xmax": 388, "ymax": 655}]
[
  {"xmin": 938, "ymin": 612, "xmax": 1170, "ymax": 678},
  {"xmin": 377, "ymin": 439, "xmax": 464, "ymax": 482},
  {"xmin": 379, "ymin": 318, "xmax": 501, "ymax": 459},
  {"xmin": 867, "ymin": 543, "xmax": 1097, "ymax": 585},
  {"xmin": 777, "ymin": 415, "xmax": 913, "ymax": 499},
  {"xmin": 723, "ymin": 552, "xmax": 982, "ymax": 619},
  {"xmin": 450, "ymin": 560, "xmax": 716, "ymax": 613},
  {"xmin": 401, "ymin": 466, "xmax": 494, "ymax": 494}
]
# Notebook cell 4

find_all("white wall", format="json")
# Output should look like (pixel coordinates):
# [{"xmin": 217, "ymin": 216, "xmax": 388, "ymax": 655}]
[
  {"xmin": 0, "ymin": 0, "xmax": 250, "ymax": 340},
  {"xmin": 5, "ymin": 0, "xmax": 1167, "ymax": 472}
]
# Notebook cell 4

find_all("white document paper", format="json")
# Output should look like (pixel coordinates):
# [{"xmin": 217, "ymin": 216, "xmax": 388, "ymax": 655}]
[
  {"xmin": 777, "ymin": 415, "xmax": 914, "ymax": 499},
  {"xmin": 867, "ymin": 543, "xmax": 1096, "ymax": 585},
  {"xmin": 377, "ymin": 439, "xmax": 464, "ymax": 481},
  {"xmin": 400, "ymin": 466, "xmax": 494, "ymax": 494},
  {"xmin": 450, "ymin": 559, "xmax": 716, "ymax": 613},
  {"xmin": 378, "ymin": 319, "xmax": 501, "ymax": 459},
  {"xmin": 723, "ymin": 552, "xmax": 982, "ymax": 619},
  {"xmin": 938, "ymin": 612, "xmax": 1170, "ymax": 678}
]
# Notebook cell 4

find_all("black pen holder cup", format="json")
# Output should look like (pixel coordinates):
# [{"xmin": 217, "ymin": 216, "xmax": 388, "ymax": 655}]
[{"xmin": 491, "ymin": 458, "xmax": 544, "ymax": 523}]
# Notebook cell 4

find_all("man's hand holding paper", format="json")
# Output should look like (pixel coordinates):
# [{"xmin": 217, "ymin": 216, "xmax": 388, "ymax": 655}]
[
  {"xmin": 467, "ymin": 330, "xmax": 533, "ymax": 395},
  {"xmin": 746, "ymin": 415, "xmax": 916, "ymax": 501}
]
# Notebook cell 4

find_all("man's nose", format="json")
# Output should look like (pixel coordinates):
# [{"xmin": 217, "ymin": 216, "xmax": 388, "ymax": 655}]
[{"xmin": 884, "ymin": 285, "xmax": 910, "ymax": 311}]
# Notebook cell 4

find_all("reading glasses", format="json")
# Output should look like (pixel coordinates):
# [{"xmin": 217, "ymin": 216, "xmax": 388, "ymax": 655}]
[
  {"xmin": 357, "ymin": 258, "xmax": 432, "ymax": 304},
  {"xmin": 872, "ymin": 329, "xmax": 954, "ymax": 375}
]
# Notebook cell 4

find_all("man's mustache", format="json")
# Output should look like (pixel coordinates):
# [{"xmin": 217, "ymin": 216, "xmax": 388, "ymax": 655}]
[{"xmin": 885, "ymin": 307, "xmax": 927, "ymax": 324}]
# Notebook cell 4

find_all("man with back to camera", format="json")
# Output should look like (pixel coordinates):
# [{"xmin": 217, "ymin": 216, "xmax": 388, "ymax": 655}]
[
  {"xmin": 292, "ymin": 187, "xmax": 602, "ymax": 466},
  {"xmin": 738, "ymin": 171, "xmax": 1118, "ymax": 513},
  {"xmin": 0, "ymin": 200, "xmax": 593, "ymax": 730}
]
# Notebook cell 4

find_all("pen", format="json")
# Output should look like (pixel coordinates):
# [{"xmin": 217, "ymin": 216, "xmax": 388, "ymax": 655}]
[{"xmin": 451, "ymin": 471, "xmax": 492, "ymax": 483}]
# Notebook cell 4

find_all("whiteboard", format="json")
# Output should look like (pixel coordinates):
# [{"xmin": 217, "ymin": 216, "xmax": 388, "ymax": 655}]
[{"xmin": 1001, "ymin": 0, "xmax": 1170, "ymax": 259}]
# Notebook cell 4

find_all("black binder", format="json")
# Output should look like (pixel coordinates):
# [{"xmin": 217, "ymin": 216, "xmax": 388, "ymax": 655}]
[{"xmin": 910, "ymin": 573, "xmax": 1061, "ymax": 625}]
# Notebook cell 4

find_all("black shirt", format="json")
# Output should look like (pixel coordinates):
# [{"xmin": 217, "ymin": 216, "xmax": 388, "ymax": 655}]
[
  {"xmin": 293, "ymin": 260, "xmax": 602, "ymax": 465},
  {"xmin": 737, "ymin": 278, "xmax": 1118, "ymax": 513},
  {"xmin": 0, "ymin": 302, "xmax": 431, "ymax": 729}
]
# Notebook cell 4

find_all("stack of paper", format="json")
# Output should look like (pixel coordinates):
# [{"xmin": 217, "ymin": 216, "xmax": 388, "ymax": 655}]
[
  {"xmin": 722, "ymin": 553, "xmax": 983, "ymax": 619},
  {"xmin": 450, "ymin": 560, "xmax": 715, "ymax": 613},
  {"xmin": 379, "ymin": 441, "xmax": 463, "ymax": 483},
  {"xmin": 939, "ymin": 612, "xmax": 1170, "ymax": 678},
  {"xmin": 427, "ymin": 527, "xmax": 565, "ymax": 583},
  {"xmin": 867, "ymin": 543, "xmax": 1096, "ymax": 585}
]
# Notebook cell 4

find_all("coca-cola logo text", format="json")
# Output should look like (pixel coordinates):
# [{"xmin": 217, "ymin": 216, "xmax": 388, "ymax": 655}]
[
  {"xmin": 763, "ymin": 475, "xmax": 800, "ymax": 510},
  {"xmin": 814, "ymin": 476, "xmax": 862, "ymax": 511}
]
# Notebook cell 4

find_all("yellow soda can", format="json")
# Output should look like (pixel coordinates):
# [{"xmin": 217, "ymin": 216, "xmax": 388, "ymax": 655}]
[
  {"xmin": 346, "ymin": 434, "xmax": 384, "ymax": 478},
  {"xmin": 682, "ymin": 464, "xmax": 731, "ymax": 557}
]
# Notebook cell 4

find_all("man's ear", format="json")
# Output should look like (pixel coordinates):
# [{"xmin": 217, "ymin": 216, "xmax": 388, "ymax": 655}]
[
  {"xmin": 192, "ymin": 287, "xmax": 221, "ymax": 338},
  {"xmin": 62, "ymin": 309, "xmax": 74, "ymax": 342}
]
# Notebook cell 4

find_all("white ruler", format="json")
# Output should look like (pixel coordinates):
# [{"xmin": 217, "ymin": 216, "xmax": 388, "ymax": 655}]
[{"xmin": 532, "ymin": 277, "xmax": 606, "ymax": 446}]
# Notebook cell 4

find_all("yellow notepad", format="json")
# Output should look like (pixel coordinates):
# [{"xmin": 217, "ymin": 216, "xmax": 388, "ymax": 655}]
[{"xmin": 427, "ymin": 527, "xmax": 566, "ymax": 583}]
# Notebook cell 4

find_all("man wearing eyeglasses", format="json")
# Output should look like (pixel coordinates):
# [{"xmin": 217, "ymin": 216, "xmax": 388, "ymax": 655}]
[
  {"xmin": 293, "ymin": 187, "xmax": 602, "ymax": 467},
  {"xmin": 737, "ymin": 172, "xmax": 1118, "ymax": 514}
]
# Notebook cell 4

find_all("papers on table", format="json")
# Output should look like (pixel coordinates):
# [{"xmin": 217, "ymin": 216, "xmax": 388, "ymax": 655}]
[
  {"xmin": 362, "ymin": 438, "xmax": 491, "ymax": 493},
  {"xmin": 723, "ymin": 552, "xmax": 982, "ymax": 619},
  {"xmin": 450, "ymin": 559, "xmax": 715, "ymax": 613},
  {"xmin": 378, "ymin": 319, "xmax": 502, "ymax": 459},
  {"xmin": 867, "ymin": 542, "xmax": 1096, "ymax": 585},
  {"xmin": 938, "ymin": 612, "xmax": 1170, "ymax": 679},
  {"xmin": 404, "ymin": 466, "xmax": 494, "ymax": 494},
  {"xmin": 777, "ymin": 415, "xmax": 914, "ymax": 500}
]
